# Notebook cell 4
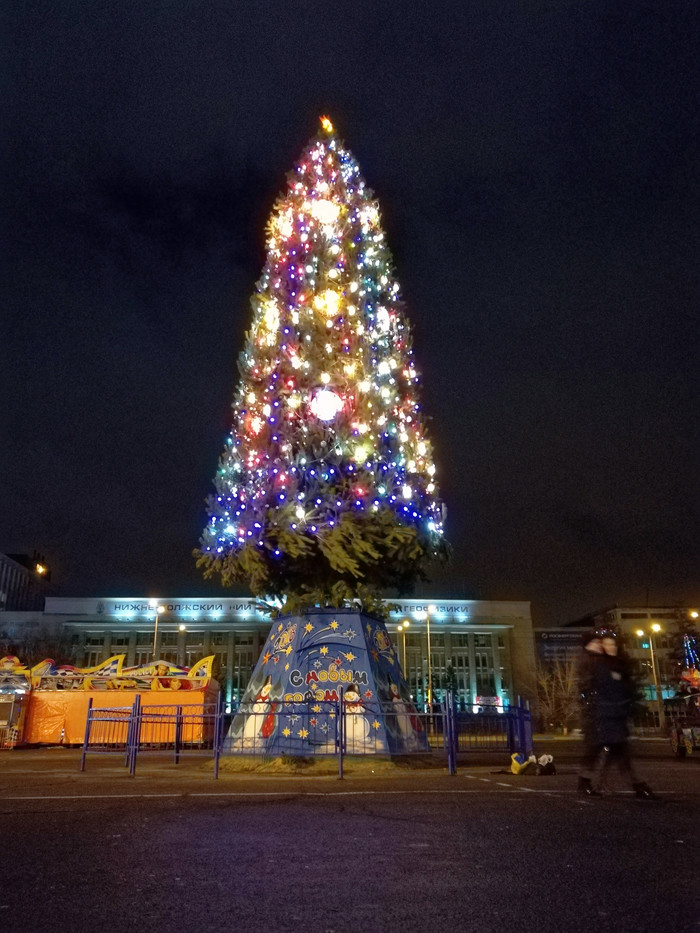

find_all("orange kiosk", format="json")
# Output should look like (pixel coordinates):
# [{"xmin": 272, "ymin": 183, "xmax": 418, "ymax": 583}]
[{"xmin": 20, "ymin": 655, "xmax": 219, "ymax": 745}]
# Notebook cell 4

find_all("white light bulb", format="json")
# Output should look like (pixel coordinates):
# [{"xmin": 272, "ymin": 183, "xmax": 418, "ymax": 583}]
[
  {"xmin": 310, "ymin": 199, "xmax": 340, "ymax": 225},
  {"xmin": 310, "ymin": 389, "xmax": 343, "ymax": 422}
]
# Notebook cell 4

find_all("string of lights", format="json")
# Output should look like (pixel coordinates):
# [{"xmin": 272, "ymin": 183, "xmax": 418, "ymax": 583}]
[{"xmin": 197, "ymin": 118, "xmax": 447, "ymax": 601}]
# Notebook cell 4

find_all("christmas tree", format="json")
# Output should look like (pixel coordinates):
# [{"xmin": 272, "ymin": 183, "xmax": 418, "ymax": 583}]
[{"xmin": 196, "ymin": 117, "xmax": 447, "ymax": 615}]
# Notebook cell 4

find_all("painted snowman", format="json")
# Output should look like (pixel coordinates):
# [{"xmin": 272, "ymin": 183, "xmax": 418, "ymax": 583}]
[
  {"xmin": 343, "ymin": 682, "xmax": 370, "ymax": 752},
  {"xmin": 241, "ymin": 675, "xmax": 276, "ymax": 748}
]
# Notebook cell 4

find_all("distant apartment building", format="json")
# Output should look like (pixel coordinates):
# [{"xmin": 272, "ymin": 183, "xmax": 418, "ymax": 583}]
[
  {"xmin": 0, "ymin": 552, "xmax": 53, "ymax": 612},
  {"xmin": 535, "ymin": 605, "xmax": 698, "ymax": 723}
]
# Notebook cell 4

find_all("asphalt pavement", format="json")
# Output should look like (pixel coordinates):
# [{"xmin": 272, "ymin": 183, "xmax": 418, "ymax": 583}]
[{"xmin": 1, "ymin": 738, "xmax": 698, "ymax": 933}]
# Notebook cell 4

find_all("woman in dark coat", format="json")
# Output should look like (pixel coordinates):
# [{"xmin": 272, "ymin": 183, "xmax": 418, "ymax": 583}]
[{"xmin": 578, "ymin": 632, "xmax": 656, "ymax": 798}]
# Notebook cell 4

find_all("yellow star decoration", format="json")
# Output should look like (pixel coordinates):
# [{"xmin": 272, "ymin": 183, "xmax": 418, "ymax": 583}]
[
  {"xmin": 277, "ymin": 624, "xmax": 283, "ymax": 632},
  {"xmin": 285, "ymin": 645, "xmax": 293, "ymax": 655},
  {"xmin": 329, "ymin": 620, "xmax": 339, "ymax": 630},
  {"xmin": 372, "ymin": 720, "xmax": 381, "ymax": 730},
  {"xmin": 282, "ymin": 727, "xmax": 291, "ymax": 737},
  {"xmin": 304, "ymin": 623, "xmax": 314, "ymax": 633},
  {"xmin": 263, "ymin": 652, "xmax": 271, "ymax": 663},
  {"xmin": 284, "ymin": 663, "xmax": 290, "ymax": 671},
  {"xmin": 298, "ymin": 728, "xmax": 309, "ymax": 738},
  {"xmin": 312, "ymin": 704, "xmax": 321, "ymax": 713},
  {"xmin": 320, "ymin": 646, "xmax": 329, "ymax": 655},
  {"xmin": 345, "ymin": 652, "xmax": 356, "ymax": 662}
]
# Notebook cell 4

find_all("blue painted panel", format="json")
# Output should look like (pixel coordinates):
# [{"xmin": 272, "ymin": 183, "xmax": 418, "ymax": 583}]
[{"xmin": 226, "ymin": 610, "xmax": 427, "ymax": 756}]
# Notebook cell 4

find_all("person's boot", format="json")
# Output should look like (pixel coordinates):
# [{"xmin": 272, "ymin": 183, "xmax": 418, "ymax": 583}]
[
  {"xmin": 633, "ymin": 782, "xmax": 657, "ymax": 800},
  {"xmin": 578, "ymin": 776, "xmax": 601, "ymax": 796}
]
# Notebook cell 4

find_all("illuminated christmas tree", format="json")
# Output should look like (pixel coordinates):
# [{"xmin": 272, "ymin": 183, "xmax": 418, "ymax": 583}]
[{"xmin": 196, "ymin": 117, "xmax": 447, "ymax": 615}]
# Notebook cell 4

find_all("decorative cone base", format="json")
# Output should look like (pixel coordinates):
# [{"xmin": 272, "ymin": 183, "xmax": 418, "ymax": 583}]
[{"xmin": 225, "ymin": 609, "xmax": 427, "ymax": 756}]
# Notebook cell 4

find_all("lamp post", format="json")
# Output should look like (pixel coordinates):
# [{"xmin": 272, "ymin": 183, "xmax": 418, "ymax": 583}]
[
  {"xmin": 397, "ymin": 620, "xmax": 410, "ymax": 672},
  {"xmin": 149, "ymin": 600, "xmax": 165, "ymax": 661},
  {"xmin": 636, "ymin": 623, "xmax": 665, "ymax": 728},
  {"xmin": 417, "ymin": 605, "xmax": 437, "ymax": 710},
  {"xmin": 178, "ymin": 624, "xmax": 187, "ymax": 666}
]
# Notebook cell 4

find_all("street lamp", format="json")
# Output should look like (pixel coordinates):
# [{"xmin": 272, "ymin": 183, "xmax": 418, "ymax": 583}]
[
  {"xmin": 178, "ymin": 624, "xmax": 187, "ymax": 666},
  {"xmin": 416, "ymin": 604, "xmax": 437, "ymax": 710},
  {"xmin": 149, "ymin": 600, "xmax": 165, "ymax": 661},
  {"xmin": 636, "ymin": 623, "xmax": 665, "ymax": 728},
  {"xmin": 397, "ymin": 620, "xmax": 410, "ymax": 672}
]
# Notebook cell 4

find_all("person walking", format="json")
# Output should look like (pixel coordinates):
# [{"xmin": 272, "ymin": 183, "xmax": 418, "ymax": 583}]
[
  {"xmin": 577, "ymin": 631, "xmax": 607, "ymax": 796},
  {"xmin": 577, "ymin": 630, "xmax": 656, "ymax": 799}
]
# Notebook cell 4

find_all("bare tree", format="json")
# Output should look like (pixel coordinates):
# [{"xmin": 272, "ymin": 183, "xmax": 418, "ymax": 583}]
[
  {"xmin": 536, "ymin": 657, "xmax": 581, "ymax": 734},
  {"xmin": 0, "ymin": 619, "xmax": 73, "ymax": 667}
]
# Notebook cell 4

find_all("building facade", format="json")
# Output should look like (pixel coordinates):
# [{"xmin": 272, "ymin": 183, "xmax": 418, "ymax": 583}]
[
  {"xmin": 1, "ymin": 596, "xmax": 536, "ymax": 713},
  {"xmin": 0, "ymin": 552, "xmax": 53, "ymax": 612}
]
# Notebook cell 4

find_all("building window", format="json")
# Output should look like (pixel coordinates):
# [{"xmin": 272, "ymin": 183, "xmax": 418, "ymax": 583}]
[
  {"xmin": 234, "ymin": 633, "xmax": 255, "ymax": 647},
  {"xmin": 474, "ymin": 650, "xmax": 496, "ymax": 695},
  {"xmin": 231, "ymin": 648, "xmax": 255, "ymax": 704}
]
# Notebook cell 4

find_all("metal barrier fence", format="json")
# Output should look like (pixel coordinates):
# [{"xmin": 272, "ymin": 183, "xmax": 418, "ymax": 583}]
[
  {"xmin": 80, "ymin": 695, "xmax": 224, "ymax": 776},
  {"xmin": 453, "ymin": 701, "xmax": 533, "ymax": 753},
  {"xmin": 223, "ymin": 692, "xmax": 452, "ymax": 777},
  {"xmin": 222, "ymin": 699, "xmax": 344, "ymax": 757},
  {"xmin": 80, "ymin": 692, "xmax": 533, "ymax": 778}
]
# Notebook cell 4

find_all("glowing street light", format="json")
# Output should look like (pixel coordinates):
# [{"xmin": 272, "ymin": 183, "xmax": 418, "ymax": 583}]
[
  {"xmin": 178, "ymin": 624, "xmax": 187, "ymax": 666},
  {"xmin": 636, "ymin": 623, "xmax": 665, "ymax": 728},
  {"xmin": 397, "ymin": 620, "xmax": 410, "ymax": 671},
  {"xmin": 149, "ymin": 599, "xmax": 165, "ymax": 661},
  {"xmin": 416, "ymin": 604, "xmax": 437, "ymax": 710}
]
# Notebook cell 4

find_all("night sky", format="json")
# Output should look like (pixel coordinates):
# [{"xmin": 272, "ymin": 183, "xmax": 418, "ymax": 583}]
[{"xmin": 3, "ymin": 2, "xmax": 698, "ymax": 625}]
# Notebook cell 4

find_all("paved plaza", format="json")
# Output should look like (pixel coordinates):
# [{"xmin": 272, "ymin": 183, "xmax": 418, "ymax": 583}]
[{"xmin": 1, "ymin": 740, "xmax": 698, "ymax": 933}]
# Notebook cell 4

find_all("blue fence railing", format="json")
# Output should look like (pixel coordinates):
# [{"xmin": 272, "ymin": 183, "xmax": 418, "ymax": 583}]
[{"xmin": 79, "ymin": 693, "xmax": 533, "ymax": 779}]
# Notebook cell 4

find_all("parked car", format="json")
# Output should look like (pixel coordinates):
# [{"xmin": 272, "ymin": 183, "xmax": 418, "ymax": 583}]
[{"xmin": 666, "ymin": 693, "xmax": 700, "ymax": 757}]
